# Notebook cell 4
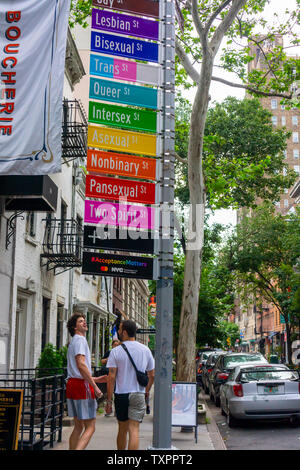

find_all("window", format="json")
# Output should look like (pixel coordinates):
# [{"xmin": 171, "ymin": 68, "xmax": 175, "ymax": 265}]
[
  {"xmin": 281, "ymin": 116, "xmax": 286, "ymax": 126},
  {"xmin": 293, "ymin": 149, "xmax": 299, "ymax": 159},
  {"xmin": 283, "ymin": 167, "xmax": 287, "ymax": 176},
  {"xmin": 271, "ymin": 116, "xmax": 277, "ymax": 126},
  {"xmin": 281, "ymin": 104, "xmax": 285, "ymax": 110},
  {"xmin": 284, "ymin": 199, "xmax": 289, "ymax": 208},
  {"xmin": 26, "ymin": 212, "xmax": 37, "ymax": 238},
  {"xmin": 294, "ymin": 165, "xmax": 300, "ymax": 174},
  {"xmin": 275, "ymin": 201, "xmax": 280, "ymax": 207},
  {"xmin": 283, "ymin": 150, "xmax": 287, "ymax": 159},
  {"xmin": 292, "ymin": 116, "xmax": 298, "ymax": 126},
  {"xmin": 42, "ymin": 297, "xmax": 51, "ymax": 352},
  {"xmin": 271, "ymin": 99, "xmax": 277, "ymax": 109},
  {"xmin": 292, "ymin": 132, "xmax": 299, "ymax": 143},
  {"xmin": 56, "ymin": 304, "xmax": 64, "ymax": 349},
  {"xmin": 284, "ymin": 188, "xmax": 289, "ymax": 194}
]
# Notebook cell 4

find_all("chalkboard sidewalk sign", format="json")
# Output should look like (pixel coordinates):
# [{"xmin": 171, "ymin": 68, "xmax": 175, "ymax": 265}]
[
  {"xmin": 171, "ymin": 382, "xmax": 198, "ymax": 443},
  {"xmin": 0, "ymin": 389, "xmax": 23, "ymax": 450}
]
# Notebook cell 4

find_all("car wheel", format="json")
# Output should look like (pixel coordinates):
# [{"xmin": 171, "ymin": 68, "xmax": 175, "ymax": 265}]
[
  {"xmin": 289, "ymin": 416, "xmax": 300, "ymax": 427},
  {"xmin": 221, "ymin": 404, "xmax": 226, "ymax": 416},
  {"xmin": 215, "ymin": 395, "xmax": 220, "ymax": 407},
  {"xmin": 227, "ymin": 412, "xmax": 238, "ymax": 428}
]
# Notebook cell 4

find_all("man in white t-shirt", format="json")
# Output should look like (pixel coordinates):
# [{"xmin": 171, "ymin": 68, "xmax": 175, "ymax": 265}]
[
  {"xmin": 105, "ymin": 319, "xmax": 155, "ymax": 450},
  {"xmin": 66, "ymin": 313, "xmax": 107, "ymax": 450}
]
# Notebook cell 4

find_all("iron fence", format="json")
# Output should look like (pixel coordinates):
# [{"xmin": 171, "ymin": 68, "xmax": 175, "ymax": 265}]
[{"xmin": 0, "ymin": 370, "xmax": 65, "ymax": 450}]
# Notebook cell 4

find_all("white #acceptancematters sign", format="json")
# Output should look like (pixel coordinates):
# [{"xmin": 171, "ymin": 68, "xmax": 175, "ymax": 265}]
[{"xmin": 0, "ymin": 0, "xmax": 71, "ymax": 175}]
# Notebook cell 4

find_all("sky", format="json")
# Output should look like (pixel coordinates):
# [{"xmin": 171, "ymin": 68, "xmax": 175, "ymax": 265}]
[{"xmin": 180, "ymin": 0, "xmax": 299, "ymax": 227}]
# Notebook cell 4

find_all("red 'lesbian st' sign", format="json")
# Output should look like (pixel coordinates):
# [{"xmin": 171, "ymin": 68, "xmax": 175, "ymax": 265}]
[{"xmin": 86, "ymin": 174, "xmax": 156, "ymax": 204}]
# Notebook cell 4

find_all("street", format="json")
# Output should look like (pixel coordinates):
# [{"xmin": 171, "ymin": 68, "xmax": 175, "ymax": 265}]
[{"xmin": 202, "ymin": 391, "xmax": 300, "ymax": 450}]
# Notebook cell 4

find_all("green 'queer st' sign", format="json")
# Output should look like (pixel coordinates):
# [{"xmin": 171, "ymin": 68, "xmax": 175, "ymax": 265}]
[{"xmin": 88, "ymin": 101, "xmax": 157, "ymax": 133}]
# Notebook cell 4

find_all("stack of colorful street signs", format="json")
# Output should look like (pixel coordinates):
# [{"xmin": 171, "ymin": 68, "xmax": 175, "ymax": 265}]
[{"xmin": 82, "ymin": 0, "xmax": 161, "ymax": 280}]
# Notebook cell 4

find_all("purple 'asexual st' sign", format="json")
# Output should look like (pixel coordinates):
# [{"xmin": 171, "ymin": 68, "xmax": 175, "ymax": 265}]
[{"xmin": 92, "ymin": 8, "xmax": 159, "ymax": 41}]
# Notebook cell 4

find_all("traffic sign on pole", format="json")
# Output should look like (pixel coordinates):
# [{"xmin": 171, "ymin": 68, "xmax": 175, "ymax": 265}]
[
  {"xmin": 86, "ymin": 174, "xmax": 156, "ymax": 204},
  {"xmin": 88, "ymin": 101, "xmax": 157, "ymax": 133},
  {"xmin": 92, "ymin": 0, "xmax": 160, "ymax": 19},
  {"xmin": 82, "ymin": 251, "xmax": 157, "ymax": 279},
  {"xmin": 137, "ymin": 328, "xmax": 156, "ymax": 334},
  {"xmin": 87, "ymin": 149, "xmax": 157, "ymax": 180},
  {"xmin": 91, "ymin": 31, "xmax": 159, "ymax": 62},
  {"xmin": 83, "ymin": 225, "xmax": 157, "ymax": 254},
  {"xmin": 88, "ymin": 125, "xmax": 157, "ymax": 156},
  {"xmin": 92, "ymin": 9, "xmax": 159, "ymax": 41},
  {"xmin": 89, "ymin": 77, "xmax": 158, "ymax": 109},
  {"xmin": 84, "ymin": 200, "xmax": 156, "ymax": 229},
  {"xmin": 90, "ymin": 54, "xmax": 161, "ymax": 86}
]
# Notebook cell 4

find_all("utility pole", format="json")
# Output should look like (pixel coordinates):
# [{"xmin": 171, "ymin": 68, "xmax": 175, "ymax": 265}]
[{"xmin": 152, "ymin": 0, "xmax": 175, "ymax": 450}]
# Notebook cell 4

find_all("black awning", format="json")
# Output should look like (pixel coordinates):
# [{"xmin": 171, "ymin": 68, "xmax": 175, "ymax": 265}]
[{"xmin": 0, "ymin": 175, "xmax": 58, "ymax": 212}]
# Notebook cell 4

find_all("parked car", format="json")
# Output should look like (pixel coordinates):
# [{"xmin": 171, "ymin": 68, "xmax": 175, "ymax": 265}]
[
  {"xmin": 196, "ymin": 350, "xmax": 215, "ymax": 387},
  {"xmin": 195, "ymin": 348, "xmax": 214, "ymax": 362},
  {"xmin": 209, "ymin": 352, "xmax": 268, "ymax": 407},
  {"xmin": 220, "ymin": 364, "xmax": 300, "ymax": 427},
  {"xmin": 202, "ymin": 351, "xmax": 226, "ymax": 394}
]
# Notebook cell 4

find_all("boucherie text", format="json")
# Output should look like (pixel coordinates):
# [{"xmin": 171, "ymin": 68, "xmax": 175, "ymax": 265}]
[{"xmin": 0, "ymin": 11, "xmax": 21, "ymax": 136}]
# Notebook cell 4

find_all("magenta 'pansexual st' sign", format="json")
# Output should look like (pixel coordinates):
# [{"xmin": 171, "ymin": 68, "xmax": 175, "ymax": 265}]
[{"xmin": 84, "ymin": 200, "xmax": 156, "ymax": 229}]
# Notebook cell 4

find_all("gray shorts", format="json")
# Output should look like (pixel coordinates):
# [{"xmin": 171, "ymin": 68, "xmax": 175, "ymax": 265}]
[
  {"xmin": 67, "ymin": 398, "xmax": 97, "ymax": 420},
  {"xmin": 114, "ymin": 392, "xmax": 146, "ymax": 422}
]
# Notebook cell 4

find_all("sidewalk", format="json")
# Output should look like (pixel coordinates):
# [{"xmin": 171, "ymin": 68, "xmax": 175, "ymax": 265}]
[{"xmin": 51, "ymin": 393, "xmax": 226, "ymax": 451}]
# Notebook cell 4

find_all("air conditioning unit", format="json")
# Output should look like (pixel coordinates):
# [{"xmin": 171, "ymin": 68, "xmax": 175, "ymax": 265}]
[{"xmin": 26, "ymin": 278, "xmax": 36, "ymax": 292}]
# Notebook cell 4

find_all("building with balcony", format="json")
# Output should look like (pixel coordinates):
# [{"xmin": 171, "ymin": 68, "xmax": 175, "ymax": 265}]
[{"xmin": 0, "ymin": 30, "xmax": 115, "ymax": 374}]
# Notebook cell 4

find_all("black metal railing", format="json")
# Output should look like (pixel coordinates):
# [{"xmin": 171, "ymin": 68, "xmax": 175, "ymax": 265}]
[
  {"xmin": 41, "ymin": 218, "xmax": 83, "ymax": 271},
  {"xmin": 62, "ymin": 99, "xmax": 87, "ymax": 163},
  {"xmin": 0, "ymin": 370, "xmax": 65, "ymax": 450}
]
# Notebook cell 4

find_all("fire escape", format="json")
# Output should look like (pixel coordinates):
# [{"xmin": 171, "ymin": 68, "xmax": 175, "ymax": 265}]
[{"xmin": 40, "ymin": 99, "xmax": 87, "ymax": 274}]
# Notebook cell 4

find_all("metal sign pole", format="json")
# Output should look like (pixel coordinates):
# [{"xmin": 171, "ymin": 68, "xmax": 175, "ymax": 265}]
[{"xmin": 152, "ymin": 0, "xmax": 175, "ymax": 450}]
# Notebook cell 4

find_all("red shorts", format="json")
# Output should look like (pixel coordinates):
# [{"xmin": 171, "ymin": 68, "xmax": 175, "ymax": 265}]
[
  {"xmin": 66, "ymin": 378, "xmax": 95, "ymax": 400},
  {"xmin": 66, "ymin": 378, "xmax": 97, "ymax": 420}
]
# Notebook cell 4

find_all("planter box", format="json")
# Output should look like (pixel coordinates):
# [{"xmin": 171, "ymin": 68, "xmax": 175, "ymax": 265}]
[{"xmin": 197, "ymin": 404, "xmax": 206, "ymax": 425}]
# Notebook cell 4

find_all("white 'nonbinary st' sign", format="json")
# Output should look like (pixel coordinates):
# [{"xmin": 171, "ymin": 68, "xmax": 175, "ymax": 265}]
[{"xmin": 0, "ymin": 0, "xmax": 70, "ymax": 175}]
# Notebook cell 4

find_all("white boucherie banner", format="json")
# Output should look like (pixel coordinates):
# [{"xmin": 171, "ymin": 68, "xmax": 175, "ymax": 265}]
[{"xmin": 0, "ymin": 0, "xmax": 70, "ymax": 175}]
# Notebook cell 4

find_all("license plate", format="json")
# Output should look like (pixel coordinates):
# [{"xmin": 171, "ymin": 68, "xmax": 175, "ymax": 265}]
[{"xmin": 263, "ymin": 386, "xmax": 279, "ymax": 394}]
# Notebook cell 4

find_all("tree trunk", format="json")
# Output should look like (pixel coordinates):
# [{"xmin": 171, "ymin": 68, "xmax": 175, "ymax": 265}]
[
  {"xmin": 286, "ymin": 322, "xmax": 292, "ymax": 364},
  {"xmin": 176, "ymin": 55, "xmax": 213, "ymax": 381}
]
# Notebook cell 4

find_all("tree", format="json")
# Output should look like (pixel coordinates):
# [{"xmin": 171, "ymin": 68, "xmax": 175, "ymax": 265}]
[
  {"xmin": 70, "ymin": 0, "xmax": 300, "ymax": 380},
  {"xmin": 174, "ymin": 0, "xmax": 299, "ymax": 381},
  {"xmin": 224, "ymin": 205, "xmax": 300, "ymax": 364},
  {"xmin": 218, "ymin": 320, "xmax": 240, "ymax": 349},
  {"xmin": 175, "ymin": 95, "xmax": 295, "ymax": 208}
]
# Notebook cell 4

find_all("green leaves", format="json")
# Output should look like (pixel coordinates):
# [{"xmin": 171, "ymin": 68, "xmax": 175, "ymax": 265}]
[
  {"xmin": 69, "ymin": 0, "xmax": 92, "ymax": 28},
  {"xmin": 175, "ymin": 95, "xmax": 296, "ymax": 209},
  {"xmin": 225, "ymin": 205, "xmax": 300, "ymax": 321}
]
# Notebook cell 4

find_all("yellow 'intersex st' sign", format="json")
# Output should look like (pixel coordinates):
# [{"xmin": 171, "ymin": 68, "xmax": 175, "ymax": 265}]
[{"xmin": 88, "ymin": 125, "xmax": 157, "ymax": 156}]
